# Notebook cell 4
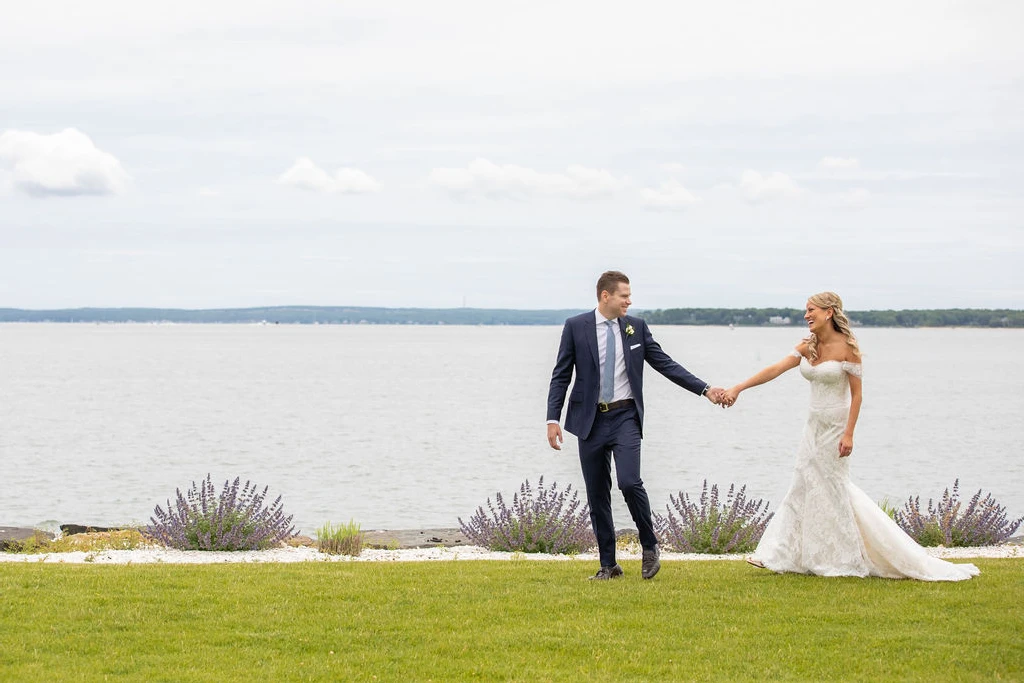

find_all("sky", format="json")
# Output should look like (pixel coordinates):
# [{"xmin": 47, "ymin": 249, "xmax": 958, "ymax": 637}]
[{"xmin": 1, "ymin": 0, "xmax": 1022, "ymax": 311}]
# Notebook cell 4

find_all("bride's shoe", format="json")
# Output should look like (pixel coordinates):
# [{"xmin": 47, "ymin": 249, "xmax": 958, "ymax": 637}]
[{"xmin": 746, "ymin": 557, "xmax": 766, "ymax": 569}]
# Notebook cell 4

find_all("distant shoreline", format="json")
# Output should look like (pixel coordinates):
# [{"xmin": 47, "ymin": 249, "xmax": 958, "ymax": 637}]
[{"xmin": 1, "ymin": 305, "xmax": 1022, "ymax": 328}]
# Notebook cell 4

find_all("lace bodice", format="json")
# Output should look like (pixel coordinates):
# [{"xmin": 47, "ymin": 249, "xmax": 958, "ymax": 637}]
[{"xmin": 791, "ymin": 352, "xmax": 861, "ymax": 411}]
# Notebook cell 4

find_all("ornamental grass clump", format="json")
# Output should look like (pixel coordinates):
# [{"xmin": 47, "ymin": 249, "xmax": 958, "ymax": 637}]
[
  {"xmin": 894, "ymin": 479, "xmax": 1022, "ymax": 547},
  {"xmin": 459, "ymin": 477, "xmax": 594, "ymax": 554},
  {"xmin": 147, "ymin": 474, "xmax": 297, "ymax": 551},
  {"xmin": 878, "ymin": 498, "xmax": 899, "ymax": 520},
  {"xmin": 317, "ymin": 520, "xmax": 364, "ymax": 556},
  {"xmin": 655, "ymin": 480, "xmax": 773, "ymax": 554}
]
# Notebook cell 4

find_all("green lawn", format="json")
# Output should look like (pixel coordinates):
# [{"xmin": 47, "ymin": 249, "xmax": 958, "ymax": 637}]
[{"xmin": 1, "ymin": 559, "xmax": 1020, "ymax": 681}]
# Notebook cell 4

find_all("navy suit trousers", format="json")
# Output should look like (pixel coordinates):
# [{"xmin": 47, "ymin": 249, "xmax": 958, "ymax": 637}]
[{"xmin": 577, "ymin": 403, "xmax": 657, "ymax": 567}]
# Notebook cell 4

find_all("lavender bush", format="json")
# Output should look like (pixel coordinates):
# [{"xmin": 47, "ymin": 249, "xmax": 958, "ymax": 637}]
[
  {"xmin": 655, "ymin": 481, "xmax": 773, "ymax": 554},
  {"xmin": 894, "ymin": 479, "xmax": 1022, "ymax": 547},
  {"xmin": 147, "ymin": 474, "xmax": 297, "ymax": 551},
  {"xmin": 459, "ymin": 477, "xmax": 594, "ymax": 554}
]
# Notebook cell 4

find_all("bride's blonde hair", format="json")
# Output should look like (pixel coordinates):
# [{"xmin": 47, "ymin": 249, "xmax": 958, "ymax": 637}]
[{"xmin": 805, "ymin": 291, "xmax": 861, "ymax": 361}]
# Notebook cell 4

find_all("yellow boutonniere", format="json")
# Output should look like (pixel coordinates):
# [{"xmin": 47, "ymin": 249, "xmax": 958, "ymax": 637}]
[{"xmin": 625, "ymin": 324, "xmax": 635, "ymax": 336}]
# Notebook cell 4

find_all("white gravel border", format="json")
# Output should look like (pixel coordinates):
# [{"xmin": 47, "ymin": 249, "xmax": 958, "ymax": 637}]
[{"xmin": 0, "ymin": 544, "xmax": 1018, "ymax": 565}]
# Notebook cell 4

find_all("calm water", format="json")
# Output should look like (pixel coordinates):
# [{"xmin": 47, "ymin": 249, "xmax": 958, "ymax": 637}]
[{"xmin": 2, "ymin": 323, "xmax": 1021, "ymax": 535}]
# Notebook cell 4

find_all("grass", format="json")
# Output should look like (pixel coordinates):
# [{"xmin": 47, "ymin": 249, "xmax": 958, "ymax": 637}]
[
  {"xmin": 316, "ymin": 519, "xmax": 364, "ymax": 556},
  {"xmin": 0, "ymin": 559, "xmax": 1020, "ymax": 681},
  {"xmin": 878, "ymin": 497, "xmax": 899, "ymax": 519},
  {"xmin": 2, "ymin": 529, "xmax": 151, "ymax": 554}
]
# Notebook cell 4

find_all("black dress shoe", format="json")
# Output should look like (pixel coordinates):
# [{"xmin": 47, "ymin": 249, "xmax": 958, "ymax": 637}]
[
  {"xmin": 641, "ymin": 547, "xmax": 661, "ymax": 580},
  {"xmin": 589, "ymin": 564, "xmax": 624, "ymax": 580}
]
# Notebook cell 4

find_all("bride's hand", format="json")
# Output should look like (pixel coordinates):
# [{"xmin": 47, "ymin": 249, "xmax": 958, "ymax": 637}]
[
  {"xmin": 839, "ymin": 434, "xmax": 853, "ymax": 457},
  {"xmin": 723, "ymin": 387, "xmax": 740, "ymax": 407}
]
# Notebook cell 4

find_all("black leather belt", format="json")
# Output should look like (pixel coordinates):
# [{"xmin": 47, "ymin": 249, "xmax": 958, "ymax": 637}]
[{"xmin": 597, "ymin": 399, "xmax": 634, "ymax": 413}]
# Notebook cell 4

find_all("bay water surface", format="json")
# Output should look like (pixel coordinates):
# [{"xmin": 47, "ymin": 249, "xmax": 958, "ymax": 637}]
[{"xmin": 2, "ymin": 323, "xmax": 1021, "ymax": 535}]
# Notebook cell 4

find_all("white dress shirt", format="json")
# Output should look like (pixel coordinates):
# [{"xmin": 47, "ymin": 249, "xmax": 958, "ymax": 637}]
[{"xmin": 595, "ymin": 309, "xmax": 633, "ymax": 403}]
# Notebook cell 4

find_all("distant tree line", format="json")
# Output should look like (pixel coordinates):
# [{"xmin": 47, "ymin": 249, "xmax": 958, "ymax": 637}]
[
  {"xmin": 0, "ymin": 306, "xmax": 1020, "ymax": 327},
  {"xmin": 0, "ymin": 306, "xmax": 580, "ymax": 325},
  {"xmin": 642, "ymin": 308, "xmax": 1024, "ymax": 328}
]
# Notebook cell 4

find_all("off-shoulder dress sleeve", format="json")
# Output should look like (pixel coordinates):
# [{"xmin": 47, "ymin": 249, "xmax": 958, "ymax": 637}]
[{"xmin": 841, "ymin": 361, "xmax": 862, "ymax": 377}]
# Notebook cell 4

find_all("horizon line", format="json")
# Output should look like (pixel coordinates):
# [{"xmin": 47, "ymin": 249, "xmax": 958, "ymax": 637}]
[{"xmin": 1, "ymin": 304, "xmax": 1023, "ymax": 313}]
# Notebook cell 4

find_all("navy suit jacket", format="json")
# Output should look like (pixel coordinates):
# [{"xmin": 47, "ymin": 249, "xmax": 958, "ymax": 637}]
[{"xmin": 546, "ymin": 311, "xmax": 708, "ymax": 440}]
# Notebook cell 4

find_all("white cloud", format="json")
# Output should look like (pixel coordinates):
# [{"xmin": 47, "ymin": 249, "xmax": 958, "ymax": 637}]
[
  {"xmin": 428, "ymin": 158, "xmax": 627, "ymax": 201},
  {"xmin": 837, "ymin": 187, "xmax": 871, "ymax": 208},
  {"xmin": 819, "ymin": 156, "xmax": 860, "ymax": 169},
  {"xmin": 277, "ymin": 157, "xmax": 381, "ymax": 194},
  {"xmin": 198, "ymin": 187, "xmax": 220, "ymax": 197},
  {"xmin": 0, "ymin": 3, "xmax": 1019, "ymax": 310},
  {"xmin": 0, "ymin": 128, "xmax": 129, "ymax": 197},
  {"xmin": 738, "ymin": 169, "xmax": 805, "ymax": 203},
  {"xmin": 640, "ymin": 180, "xmax": 700, "ymax": 211}
]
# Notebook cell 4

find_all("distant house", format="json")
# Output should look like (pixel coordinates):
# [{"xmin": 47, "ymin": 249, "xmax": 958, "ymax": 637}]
[{"xmin": 768, "ymin": 316, "xmax": 791, "ymax": 325}]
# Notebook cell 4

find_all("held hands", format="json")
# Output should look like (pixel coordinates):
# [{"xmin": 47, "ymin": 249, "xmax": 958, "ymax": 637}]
[
  {"xmin": 722, "ymin": 387, "xmax": 740, "ymax": 407},
  {"xmin": 704, "ymin": 387, "xmax": 726, "ymax": 405},
  {"xmin": 705, "ymin": 386, "xmax": 738, "ymax": 408}
]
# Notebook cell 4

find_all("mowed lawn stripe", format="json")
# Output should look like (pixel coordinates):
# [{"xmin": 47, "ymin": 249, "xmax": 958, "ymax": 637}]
[{"xmin": 0, "ymin": 559, "xmax": 1020, "ymax": 681}]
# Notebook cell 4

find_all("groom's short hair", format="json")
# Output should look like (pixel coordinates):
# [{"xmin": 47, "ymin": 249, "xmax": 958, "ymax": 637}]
[{"xmin": 596, "ymin": 271, "xmax": 629, "ymax": 299}]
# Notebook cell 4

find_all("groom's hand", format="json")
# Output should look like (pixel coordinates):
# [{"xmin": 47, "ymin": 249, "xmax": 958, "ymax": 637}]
[{"xmin": 547, "ymin": 423, "xmax": 564, "ymax": 450}]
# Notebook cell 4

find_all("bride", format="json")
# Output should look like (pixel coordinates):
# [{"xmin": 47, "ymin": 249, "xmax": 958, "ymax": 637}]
[{"xmin": 723, "ymin": 292, "xmax": 978, "ymax": 581}]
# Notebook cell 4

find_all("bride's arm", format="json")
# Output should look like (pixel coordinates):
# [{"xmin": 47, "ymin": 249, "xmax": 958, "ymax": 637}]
[
  {"xmin": 724, "ymin": 351, "xmax": 802, "ymax": 405},
  {"xmin": 840, "ymin": 371, "xmax": 862, "ymax": 457}
]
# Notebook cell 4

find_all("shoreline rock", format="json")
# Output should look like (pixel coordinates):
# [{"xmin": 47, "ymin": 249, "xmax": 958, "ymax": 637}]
[
  {"xmin": 60, "ymin": 524, "xmax": 130, "ymax": 536},
  {"xmin": 362, "ymin": 528, "xmax": 468, "ymax": 549},
  {"xmin": 0, "ymin": 527, "xmax": 49, "ymax": 551}
]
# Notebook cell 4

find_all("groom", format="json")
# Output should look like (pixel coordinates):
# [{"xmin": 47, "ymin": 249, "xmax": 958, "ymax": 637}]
[{"xmin": 546, "ymin": 271, "xmax": 725, "ymax": 580}]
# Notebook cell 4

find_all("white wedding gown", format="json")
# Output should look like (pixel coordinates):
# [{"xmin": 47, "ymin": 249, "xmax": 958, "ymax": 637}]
[{"xmin": 751, "ymin": 353, "xmax": 979, "ymax": 581}]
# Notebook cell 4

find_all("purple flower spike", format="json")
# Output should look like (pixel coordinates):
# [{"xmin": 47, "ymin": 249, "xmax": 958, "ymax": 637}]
[
  {"xmin": 458, "ymin": 477, "xmax": 594, "ymax": 554},
  {"xmin": 894, "ymin": 479, "xmax": 1022, "ymax": 547},
  {"xmin": 653, "ymin": 480, "xmax": 773, "ymax": 554},
  {"xmin": 147, "ymin": 474, "xmax": 298, "ymax": 551}
]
